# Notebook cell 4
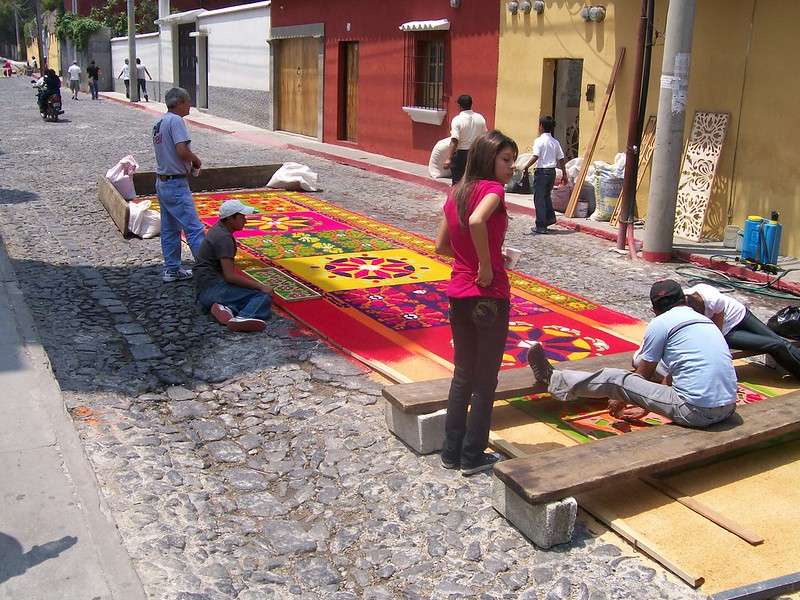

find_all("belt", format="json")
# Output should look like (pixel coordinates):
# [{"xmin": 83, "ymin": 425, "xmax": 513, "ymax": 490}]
[{"xmin": 158, "ymin": 174, "xmax": 187, "ymax": 181}]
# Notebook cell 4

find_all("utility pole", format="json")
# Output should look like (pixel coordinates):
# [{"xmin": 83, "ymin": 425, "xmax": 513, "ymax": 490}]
[
  {"xmin": 127, "ymin": 0, "xmax": 139, "ymax": 102},
  {"xmin": 33, "ymin": 0, "xmax": 44, "ymax": 71},
  {"xmin": 13, "ymin": 2, "xmax": 21, "ymax": 60},
  {"xmin": 642, "ymin": 0, "xmax": 697, "ymax": 262}
]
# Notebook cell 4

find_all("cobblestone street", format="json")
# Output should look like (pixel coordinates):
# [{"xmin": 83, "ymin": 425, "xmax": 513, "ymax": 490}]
[{"xmin": 2, "ymin": 77, "xmax": 781, "ymax": 600}]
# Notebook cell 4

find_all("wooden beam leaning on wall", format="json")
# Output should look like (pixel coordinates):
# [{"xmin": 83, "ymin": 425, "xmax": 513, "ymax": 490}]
[{"xmin": 565, "ymin": 47, "xmax": 626, "ymax": 218}]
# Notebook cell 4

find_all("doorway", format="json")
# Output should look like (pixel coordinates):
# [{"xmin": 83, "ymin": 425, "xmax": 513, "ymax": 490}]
[
  {"xmin": 543, "ymin": 59, "xmax": 583, "ymax": 160},
  {"xmin": 338, "ymin": 42, "xmax": 359, "ymax": 141},
  {"xmin": 275, "ymin": 37, "xmax": 320, "ymax": 137},
  {"xmin": 177, "ymin": 23, "xmax": 197, "ymax": 105}
]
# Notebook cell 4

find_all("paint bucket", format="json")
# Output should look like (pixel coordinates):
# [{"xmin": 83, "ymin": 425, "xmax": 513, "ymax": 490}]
[
  {"xmin": 575, "ymin": 201, "xmax": 589, "ymax": 218},
  {"xmin": 504, "ymin": 247, "xmax": 522, "ymax": 269},
  {"xmin": 723, "ymin": 225, "xmax": 740, "ymax": 248}
]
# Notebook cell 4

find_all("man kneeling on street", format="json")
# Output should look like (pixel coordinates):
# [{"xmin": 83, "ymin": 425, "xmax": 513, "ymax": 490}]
[
  {"xmin": 527, "ymin": 279, "xmax": 738, "ymax": 427},
  {"xmin": 195, "ymin": 200, "xmax": 273, "ymax": 333}
]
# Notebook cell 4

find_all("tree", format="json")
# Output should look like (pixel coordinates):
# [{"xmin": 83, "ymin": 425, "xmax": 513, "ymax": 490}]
[
  {"xmin": 89, "ymin": 0, "xmax": 158, "ymax": 37},
  {"xmin": 0, "ymin": 1, "xmax": 32, "ymax": 59}
]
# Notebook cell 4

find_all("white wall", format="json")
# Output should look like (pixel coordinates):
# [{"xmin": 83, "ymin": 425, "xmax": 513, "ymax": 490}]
[
  {"xmin": 198, "ymin": 2, "xmax": 270, "ymax": 92},
  {"xmin": 111, "ymin": 32, "xmax": 162, "ymax": 82}
]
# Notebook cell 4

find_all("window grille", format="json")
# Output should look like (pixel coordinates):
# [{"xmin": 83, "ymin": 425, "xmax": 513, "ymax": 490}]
[{"xmin": 403, "ymin": 32, "xmax": 447, "ymax": 110}]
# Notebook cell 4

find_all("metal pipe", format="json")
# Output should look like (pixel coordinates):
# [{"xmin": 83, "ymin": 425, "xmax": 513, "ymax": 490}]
[
  {"xmin": 616, "ymin": 0, "xmax": 649, "ymax": 253},
  {"xmin": 643, "ymin": 0, "xmax": 697, "ymax": 262},
  {"xmin": 127, "ymin": 0, "xmax": 139, "ymax": 102}
]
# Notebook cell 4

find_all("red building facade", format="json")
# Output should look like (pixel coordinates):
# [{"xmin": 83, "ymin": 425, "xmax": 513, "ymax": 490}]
[{"xmin": 271, "ymin": 0, "xmax": 500, "ymax": 165}]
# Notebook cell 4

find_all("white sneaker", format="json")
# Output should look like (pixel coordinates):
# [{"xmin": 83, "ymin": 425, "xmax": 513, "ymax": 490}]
[
  {"xmin": 210, "ymin": 303, "xmax": 234, "ymax": 325},
  {"xmin": 226, "ymin": 317, "xmax": 267, "ymax": 333},
  {"xmin": 162, "ymin": 268, "xmax": 193, "ymax": 283}
]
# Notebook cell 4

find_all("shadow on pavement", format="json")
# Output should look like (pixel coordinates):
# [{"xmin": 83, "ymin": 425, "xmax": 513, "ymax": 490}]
[{"xmin": 0, "ymin": 532, "xmax": 78, "ymax": 584}]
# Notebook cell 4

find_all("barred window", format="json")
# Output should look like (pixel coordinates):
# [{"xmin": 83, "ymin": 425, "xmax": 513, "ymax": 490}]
[{"xmin": 403, "ymin": 32, "xmax": 447, "ymax": 110}]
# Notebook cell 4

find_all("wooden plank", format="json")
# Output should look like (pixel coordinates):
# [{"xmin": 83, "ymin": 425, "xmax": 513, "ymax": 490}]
[
  {"xmin": 382, "ymin": 347, "xmax": 774, "ymax": 415},
  {"xmin": 493, "ymin": 392, "xmax": 800, "ymax": 504},
  {"xmin": 565, "ymin": 47, "xmax": 626, "ymax": 218},
  {"xmin": 642, "ymin": 476, "xmax": 764, "ymax": 546},
  {"xmin": 131, "ymin": 165, "xmax": 284, "ymax": 196},
  {"xmin": 580, "ymin": 494, "xmax": 706, "ymax": 588},
  {"xmin": 96, "ymin": 176, "xmax": 130, "ymax": 237},
  {"xmin": 345, "ymin": 42, "xmax": 358, "ymax": 142},
  {"xmin": 710, "ymin": 571, "xmax": 800, "ymax": 600},
  {"xmin": 609, "ymin": 115, "xmax": 657, "ymax": 227}
]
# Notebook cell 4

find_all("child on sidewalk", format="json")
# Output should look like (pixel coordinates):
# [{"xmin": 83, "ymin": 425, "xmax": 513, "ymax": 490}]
[{"xmin": 521, "ymin": 116, "xmax": 568, "ymax": 234}]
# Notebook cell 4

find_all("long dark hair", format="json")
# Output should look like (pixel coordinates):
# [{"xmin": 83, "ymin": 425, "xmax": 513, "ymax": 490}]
[{"xmin": 453, "ymin": 130, "xmax": 518, "ymax": 227}]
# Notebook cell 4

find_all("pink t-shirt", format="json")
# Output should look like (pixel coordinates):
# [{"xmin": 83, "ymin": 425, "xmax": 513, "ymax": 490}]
[{"xmin": 444, "ymin": 179, "xmax": 509, "ymax": 299}]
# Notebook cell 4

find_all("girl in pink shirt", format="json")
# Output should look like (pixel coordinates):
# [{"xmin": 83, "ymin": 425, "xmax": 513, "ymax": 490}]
[{"xmin": 435, "ymin": 130, "xmax": 518, "ymax": 475}]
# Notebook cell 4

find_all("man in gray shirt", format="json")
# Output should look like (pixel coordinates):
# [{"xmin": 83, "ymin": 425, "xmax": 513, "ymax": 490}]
[
  {"xmin": 527, "ymin": 279, "xmax": 738, "ymax": 428},
  {"xmin": 195, "ymin": 200, "xmax": 273, "ymax": 333},
  {"xmin": 152, "ymin": 87, "xmax": 205, "ymax": 282}
]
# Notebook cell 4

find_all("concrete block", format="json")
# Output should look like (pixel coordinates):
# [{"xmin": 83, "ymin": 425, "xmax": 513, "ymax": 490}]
[
  {"xmin": 384, "ymin": 401, "xmax": 446, "ymax": 455},
  {"xmin": 492, "ymin": 475, "xmax": 577, "ymax": 549}
]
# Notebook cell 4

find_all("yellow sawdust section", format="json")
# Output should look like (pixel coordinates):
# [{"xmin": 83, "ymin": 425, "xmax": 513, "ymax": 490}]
[
  {"xmin": 274, "ymin": 249, "xmax": 451, "ymax": 292},
  {"xmin": 490, "ymin": 366, "xmax": 800, "ymax": 593}
]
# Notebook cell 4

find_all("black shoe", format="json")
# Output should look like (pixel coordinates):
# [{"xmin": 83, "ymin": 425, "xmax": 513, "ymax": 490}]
[
  {"xmin": 440, "ymin": 453, "xmax": 460, "ymax": 470},
  {"xmin": 461, "ymin": 452, "xmax": 501, "ymax": 476},
  {"xmin": 527, "ymin": 341, "xmax": 553, "ymax": 385},
  {"xmin": 533, "ymin": 226, "xmax": 549, "ymax": 234}
]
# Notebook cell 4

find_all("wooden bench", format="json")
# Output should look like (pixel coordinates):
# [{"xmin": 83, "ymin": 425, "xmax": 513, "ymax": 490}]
[
  {"xmin": 382, "ymin": 348, "xmax": 768, "ymax": 415},
  {"xmin": 494, "ymin": 391, "xmax": 800, "ymax": 505}
]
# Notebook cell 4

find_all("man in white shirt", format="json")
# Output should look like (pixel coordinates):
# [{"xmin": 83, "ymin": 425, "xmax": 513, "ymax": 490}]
[
  {"xmin": 521, "ymin": 116, "xmax": 568, "ymax": 234},
  {"xmin": 444, "ymin": 94, "xmax": 487, "ymax": 185},
  {"xmin": 685, "ymin": 283, "xmax": 800, "ymax": 379},
  {"xmin": 136, "ymin": 57, "xmax": 152, "ymax": 102},
  {"xmin": 117, "ymin": 58, "xmax": 130, "ymax": 98},
  {"xmin": 528, "ymin": 280, "xmax": 738, "ymax": 427},
  {"xmin": 67, "ymin": 61, "xmax": 81, "ymax": 100}
]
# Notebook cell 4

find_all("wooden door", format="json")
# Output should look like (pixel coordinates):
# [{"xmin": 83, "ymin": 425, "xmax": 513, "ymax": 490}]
[
  {"xmin": 178, "ymin": 23, "xmax": 197, "ymax": 105},
  {"xmin": 276, "ymin": 37, "xmax": 319, "ymax": 137},
  {"xmin": 338, "ymin": 42, "xmax": 359, "ymax": 141},
  {"xmin": 553, "ymin": 58, "xmax": 583, "ymax": 160}
]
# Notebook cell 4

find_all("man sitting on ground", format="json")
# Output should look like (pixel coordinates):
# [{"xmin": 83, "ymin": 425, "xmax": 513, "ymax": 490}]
[
  {"xmin": 195, "ymin": 200, "xmax": 273, "ymax": 333},
  {"xmin": 527, "ymin": 279, "xmax": 738, "ymax": 427}
]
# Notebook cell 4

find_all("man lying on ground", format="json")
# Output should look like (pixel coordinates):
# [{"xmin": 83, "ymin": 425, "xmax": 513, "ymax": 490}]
[
  {"xmin": 527, "ymin": 279, "xmax": 738, "ymax": 427},
  {"xmin": 684, "ymin": 283, "xmax": 800, "ymax": 379},
  {"xmin": 195, "ymin": 200, "xmax": 273, "ymax": 333}
]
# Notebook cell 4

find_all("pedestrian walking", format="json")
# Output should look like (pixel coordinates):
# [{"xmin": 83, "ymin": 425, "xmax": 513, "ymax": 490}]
[
  {"xmin": 521, "ymin": 116, "xmax": 568, "ymax": 234},
  {"xmin": 444, "ymin": 95, "xmax": 488, "ymax": 186},
  {"xmin": 118, "ymin": 58, "xmax": 130, "ymax": 98},
  {"xmin": 67, "ymin": 60, "xmax": 81, "ymax": 100},
  {"xmin": 135, "ymin": 58, "xmax": 152, "ymax": 102},
  {"xmin": 31, "ymin": 57, "xmax": 38, "ymax": 74},
  {"xmin": 435, "ymin": 130, "xmax": 518, "ymax": 475},
  {"xmin": 195, "ymin": 199, "xmax": 273, "ymax": 333},
  {"xmin": 152, "ymin": 87, "xmax": 205, "ymax": 283},
  {"xmin": 87, "ymin": 60, "xmax": 100, "ymax": 100}
]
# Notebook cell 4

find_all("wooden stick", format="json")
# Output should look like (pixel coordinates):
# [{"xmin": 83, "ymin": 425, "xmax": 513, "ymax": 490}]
[
  {"xmin": 565, "ymin": 47, "xmax": 626, "ymax": 217},
  {"xmin": 579, "ymin": 495, "xmax": 705, "ymax": 588},
  {"xmin": 610, "ymin": 115, "xmax": 657, "ymax": 227},
  {"xmin": 642, "ymin": 476, "xmax": 764, "ymax": 546}
]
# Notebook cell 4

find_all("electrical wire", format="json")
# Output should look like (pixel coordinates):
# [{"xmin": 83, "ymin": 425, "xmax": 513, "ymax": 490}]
[{"xmin": 674, "ymin": 258, "xmax": 800, "ymax": 301}]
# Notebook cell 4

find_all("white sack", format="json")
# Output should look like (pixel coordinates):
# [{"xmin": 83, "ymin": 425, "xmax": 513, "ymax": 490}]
[
  {"xmin": 267, "ymin": 162, "xmax": 320, "ymax": 192},
  {"xmin": 128, "ymin": 200, "xmax": 161, "ymax": 238},
  {"xmin": 429, "ymin": 138, "xmax": 453, "ymax": 179},
  {"xmin": 514, "ymin": 153, "xmax": 534, "ymax": 172},
  {"xmin": 106, "ymin": 155, "xmax": 138, "ymax": 200},
  {"xmin": 565, "ymin": 157, "xmax": 582, "ymax": 184}
]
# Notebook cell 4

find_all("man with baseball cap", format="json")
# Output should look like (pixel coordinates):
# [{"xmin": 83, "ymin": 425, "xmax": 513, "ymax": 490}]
[
  {"xmin": 194, "ymin": 199, "xmax": 272, "ymax": 332},
  {"xmin": 526, "ymin": 279, "xmax": 738, "ymax": 427}
]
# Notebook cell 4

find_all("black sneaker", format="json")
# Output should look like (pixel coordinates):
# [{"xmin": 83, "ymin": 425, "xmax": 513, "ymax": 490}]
[
  {"xmin": 440, "ymin": 453, "xmax": 460, "ymax": 470},
  {"xmin": 461, "ymin": 452, "xmax": 501, "ymax": 476},
  {"xmin": 527, "ymin": 341, "xmax": 553, "ymax": 385}
]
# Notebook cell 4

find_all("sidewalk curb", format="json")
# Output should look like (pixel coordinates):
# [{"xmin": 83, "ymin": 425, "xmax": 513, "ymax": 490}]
[
  {"xmin": 0, "ymin": 237, "xmax": 147, "ymax": 600},
  {"xmin": 100, "ymin": 92, "xmax": 799, "ymax": 297}
]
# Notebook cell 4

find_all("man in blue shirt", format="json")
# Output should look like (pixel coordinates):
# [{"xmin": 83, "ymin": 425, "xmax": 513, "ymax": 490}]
[
  {"xmin": 527, "ymin": 280, "xmax": 738, "ymax": 427},
  {"xmin": 152, "ymin": 87, "xmax": 205, "ymax": 282}
]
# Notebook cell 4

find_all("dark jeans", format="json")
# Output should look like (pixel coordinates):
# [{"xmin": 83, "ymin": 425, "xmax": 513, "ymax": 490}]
[
  {"xmin": 443, "ymin": 296, "xmax": 510, "ymax": 464},
  {"xmin": 38, "ymin": 89, "xmax": 59, "ymax": 112},
  {"xmin": 123, "ymin": 79, "xmax": 129, "ymax": 98},
  {"xmin": 89, "ymin": 79, "xmax": 98, "ymax": 99},
  {"xmin": 725, "ymin": 309, "xmax": 800, "ymax": 379},
  {"xmin": 533, "ymin": 168, "xmax": 557, "ymax": 229},
  {"xmin": 138, "ymin": 78, "xmax": 148, "ymax": 98},
  {"xmin": 197, "ymin": 280, "xmax": 272, "ymax": 321},
  {"xmin": 451, "ymin": 149, "xmax": 470, "ymax": 185}
]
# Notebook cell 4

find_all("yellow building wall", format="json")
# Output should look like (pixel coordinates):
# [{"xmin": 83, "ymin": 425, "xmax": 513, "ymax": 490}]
[
  {"xmin": 25, "ymin": 32, "xmax": 61, "ymax": 75},
  {"xmin": 497, "ymin": 1, "xmax": 800, "ymax": 258}
]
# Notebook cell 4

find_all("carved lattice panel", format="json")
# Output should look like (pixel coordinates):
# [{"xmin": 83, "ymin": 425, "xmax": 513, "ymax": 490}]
[{"xmin": 673, "ymin": 111, "xmax": 730, "ymax": 241}]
